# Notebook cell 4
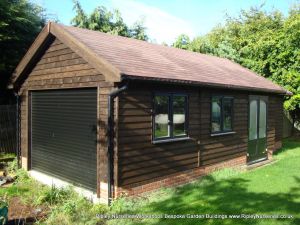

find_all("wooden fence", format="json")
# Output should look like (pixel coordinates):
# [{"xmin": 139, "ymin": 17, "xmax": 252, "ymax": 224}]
[{"xmin": 0, "ymin": 104, "xmax": 17, "ymax": 154}]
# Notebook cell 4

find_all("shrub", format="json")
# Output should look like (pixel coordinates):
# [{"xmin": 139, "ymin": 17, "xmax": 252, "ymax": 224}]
[
  {"xmin": 42, "ymin": 212, "xmax": 73, "ymax": 225},
  {"xmin": 41, "ymin": 196, "xmax": 107, "ymax": 225},
  {"xmin": 14, "ymin": 169, "xmax": 30, "ymax": 183},
  {"xmin": 7, "ymin": 158, "xmax": 18, "ymax": 174},
  {"xmin": 37, "ymin": 185, "xmax": 73, "ymax": 205},
  {"xmin": 91, "ymin": 203, "xmax": 109, "ymax": 215}
]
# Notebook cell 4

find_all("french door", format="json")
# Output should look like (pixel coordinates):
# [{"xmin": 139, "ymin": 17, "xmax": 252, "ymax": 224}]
[{"xmin": 248, "ymin": 96, "xmax": 268, "ymax": 163}]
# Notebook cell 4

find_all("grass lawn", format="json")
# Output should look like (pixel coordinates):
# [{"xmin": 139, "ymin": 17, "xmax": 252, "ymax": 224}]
[
  {"xmin": 109, "ymin": 138, "xmax": 300, "ymax": 225},
  {"xmin": 1, "ymin": 138, "xmax": 299, "ymax": 224}
]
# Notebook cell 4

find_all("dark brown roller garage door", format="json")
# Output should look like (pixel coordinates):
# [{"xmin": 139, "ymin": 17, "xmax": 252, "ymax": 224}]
[{"xmin": 31, "ymin": 88, "xmax": 97, "ymax": 191}]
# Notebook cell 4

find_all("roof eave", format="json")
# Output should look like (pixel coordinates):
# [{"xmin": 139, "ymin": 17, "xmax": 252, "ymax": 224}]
[
  {"xmin": 285, "ymin": 90, "xmax": 293, "ymax": 96},
  {"xmin": 121, "ymin": 74, "xmax": 289, "ymax": 95}
]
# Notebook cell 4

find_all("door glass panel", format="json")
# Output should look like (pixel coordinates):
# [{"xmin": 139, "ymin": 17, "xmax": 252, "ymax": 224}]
[
  {"xmin": 173, "ymin": 95, "xmax": 186, "ymax": 136},
  {"xmin": 154, "ymin": 95, "xmax": 170, "ymax": 138},
  {"xmin": 249, "ymin": 100, "xmax": 258, "ymax": 140},
  {"xmin": 259, "ymin": 100, "xmax": 267, "ymax": 138}
]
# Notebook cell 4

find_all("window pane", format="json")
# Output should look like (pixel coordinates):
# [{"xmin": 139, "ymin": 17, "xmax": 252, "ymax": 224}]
[
  {"xmin": 173, "ymin": 96, "xmax": 186, "ymax": 136},
  {"xmin": 223, "ymin": 98, "xmax": 233, "ymax": 131},
  {"xmin": 212, "ymin": 97, "xmax": 221, "ymax": 132},
  {"xmin": 249, "ymin": 100, "xmax": 258, "ymax": 140},
  {"xmin": 154, "ymin": 95, "xmax": 169, "ymax": 138},
  {"xmin": 259, "ymin": 100, "xmax": 267, "ymax": 138}
]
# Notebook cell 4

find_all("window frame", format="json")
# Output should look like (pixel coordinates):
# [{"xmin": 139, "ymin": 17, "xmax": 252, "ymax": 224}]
[
  {"xmin": 152, "ymin": 92, "xmax": 189, "ymax": 142},
  {"xmin": 211, "ymin": 95, "xmax": 234, "ymax": 135}
]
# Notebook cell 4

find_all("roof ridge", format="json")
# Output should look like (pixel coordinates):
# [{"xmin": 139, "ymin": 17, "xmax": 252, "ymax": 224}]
[{"xmin": 58, "ymin": 23, "xmax": 227, "ymax": 61}]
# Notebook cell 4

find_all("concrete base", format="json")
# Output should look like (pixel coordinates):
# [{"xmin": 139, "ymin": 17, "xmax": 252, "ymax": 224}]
[{"xmin": 29, "ymin": 170, "xmax": 106, "ymax": 204}]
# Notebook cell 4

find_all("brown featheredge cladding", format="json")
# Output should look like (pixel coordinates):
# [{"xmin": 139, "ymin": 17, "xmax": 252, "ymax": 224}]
[{"xmin": 12, "ymin": 22, "xmax": 290, "ymax": 204}]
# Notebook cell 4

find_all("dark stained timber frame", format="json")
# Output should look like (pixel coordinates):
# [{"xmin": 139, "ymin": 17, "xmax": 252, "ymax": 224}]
[
  {"xmin": 210, "ymin": 95, "xmax": 234, "ymax": 135},
  {"xmin": 152, "ymin": 92, "xmax": 189, "ymax": 143}
]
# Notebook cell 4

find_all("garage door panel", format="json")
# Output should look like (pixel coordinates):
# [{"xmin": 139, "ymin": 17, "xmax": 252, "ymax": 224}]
[
  {"xmin": 32, "ymin": 127, "xmax": 97, "ymax": 142},
  {"xmin": 31, "ymin": 144, "xmax": 96, "ymax": 162},
  {"xmin": 31, "ymin": 88, "xmax": 97, "ymax": 191},
  {"xmin": 32, "ymin": 162, "xmax": 96, "ymax": 189},
  {"xmin": 32, "ymin": 155, "xmax": 96, "ymax": 174}
]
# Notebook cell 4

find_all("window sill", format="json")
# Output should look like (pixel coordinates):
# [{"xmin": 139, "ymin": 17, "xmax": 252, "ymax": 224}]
[
  {"xmin": 152, "ymin": 137, "xmax": 191, "ymax": 144},
  {"xmin": 210, "ymin": 131, "xmax": 236, "ymax": 137}
]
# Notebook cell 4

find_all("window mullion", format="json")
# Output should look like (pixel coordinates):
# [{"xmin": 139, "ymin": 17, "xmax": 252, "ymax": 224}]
[
  {"xmin": 221, "ymin": 97, "xmax": 224, "ymax": 132},
  {"xmin": 169, "ymin": 95, "xmax": 173, "ymax": 138},
  {"xmin": 231, "ymin": 98, "xmax": 234, "ymax": 131},
  {"xmin": 185, "ymin": 96, "xmax": 188, "ymax": 135}
]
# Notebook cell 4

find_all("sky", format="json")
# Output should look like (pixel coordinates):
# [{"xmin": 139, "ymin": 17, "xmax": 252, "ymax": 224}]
[{"xmin": 33, "ymin": 0, "xmax": 296, "ymax": 44}]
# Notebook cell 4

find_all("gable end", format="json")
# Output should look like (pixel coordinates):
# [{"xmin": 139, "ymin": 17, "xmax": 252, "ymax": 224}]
[{"xmin": 12, "ymin": 22, "xmax": 121, "ymax": 90}]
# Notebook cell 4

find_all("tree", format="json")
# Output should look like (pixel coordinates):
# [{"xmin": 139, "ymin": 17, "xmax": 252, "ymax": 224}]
[
  {"xmin": 71, "ymin": 0, "xmax": 148, "ymax": 41},
  {"xmin": 172, "ymin": 34, "xmax": 190, "ymax": 50},
  {"xmin": 173, "ymin": 3, "xmax": 300, "ymax": 124},
  {"xmin": 129, "ymin": 18, "xmax": 148, "ymax": 41},
  {"xmin": 0, "ymin": 0, "xmax": 46, "ymax": 97}
]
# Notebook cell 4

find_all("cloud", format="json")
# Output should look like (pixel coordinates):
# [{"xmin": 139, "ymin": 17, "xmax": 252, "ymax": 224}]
[{"xmin": 111, "ymin": 0, "xmax": 195, "ymax": 44}]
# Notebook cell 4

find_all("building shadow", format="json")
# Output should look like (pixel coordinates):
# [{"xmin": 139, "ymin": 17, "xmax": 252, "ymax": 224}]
[{"xmin": 117, "ymin": 174, "xmax": 300, "ymax": 225}]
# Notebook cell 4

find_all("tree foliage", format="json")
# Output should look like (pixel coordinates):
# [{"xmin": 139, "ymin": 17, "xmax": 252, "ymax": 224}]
[
  {"xmin": 173, "ymin": 4, "xmax": 300, "ymax": 121},
  {"xmin": 0, "ymin": 0, "xmax": 46, "ymax": 92},
  {"xmin": 71, "ymin": 0, "xmax": 148, "ymax": 41},
  {"xmin": 172, "ymin": 34, "xmax": 190, "ymax": 50}
]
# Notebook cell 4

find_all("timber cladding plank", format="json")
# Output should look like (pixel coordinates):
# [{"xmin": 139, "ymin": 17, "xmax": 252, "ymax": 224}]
[
  {"xmin": 34, "ymin": 58, "xmax": 86, "ymax": 71},
  {"xmin": 119, "ymin": 140, "xmax": 197, "ymax": 152},
  {"xmin": 119, "ymin": 162, "xmax": 197, "ymax": 186},
  {"xmin": 45, "ymin": 43, "xmax": 68, "ymax": 52},
  {"xmin": 37, "ymin": 52, "xmax": 80, "ymax": 65},
  {"xmin": 120, "ymin": 160, "xmax": 198, "ymax": 183},
  {"xmin": 119, "ymin": 144, "xmax": 198, "ymax": 158},
  {"xmin": 201, "ymin": 151, "xmax": 246, "ymax": 166},
  {"xmin": 30, "ymin": 62, "xmax": 92, "ymax": 76},
  {"xmin": 202, "ymin": 147, "xmax": 246, "ymax": 160},
  {"xmin": 121, "ymin": 153, "xmax": 198, "ymax": 172},
  {"xmin": 42, "ymin": 48, "xmax": 74, "ymax": 59}
]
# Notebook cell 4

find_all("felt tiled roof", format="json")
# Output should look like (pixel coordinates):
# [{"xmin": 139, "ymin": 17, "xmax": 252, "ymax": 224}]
[
  {"xmin": 60, "ymin": 24, "xmax": 286, "ymax": 94},
  {"xmin": 13, "ymin": 23, "xmax": 289, "ymax": 94}
]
